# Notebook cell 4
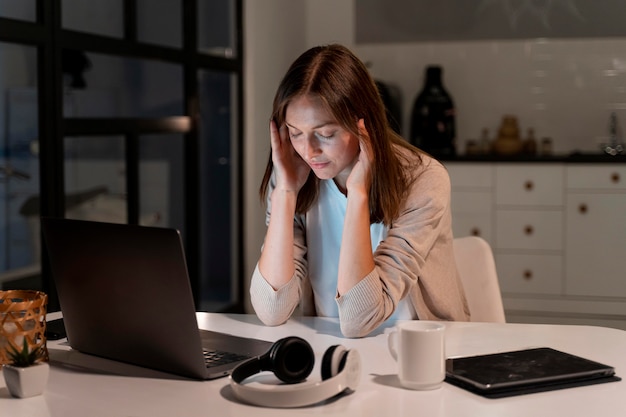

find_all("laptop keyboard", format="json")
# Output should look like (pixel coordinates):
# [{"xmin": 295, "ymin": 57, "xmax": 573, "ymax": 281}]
[{"xmin": 203, "ymin": 349, "xmax": 250, "ymax": 368}]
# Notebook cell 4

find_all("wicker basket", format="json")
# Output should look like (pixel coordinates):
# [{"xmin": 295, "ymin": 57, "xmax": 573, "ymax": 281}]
[{"xmin": 0, "ymin": 290, "xmax": 48, "ymax": 365}]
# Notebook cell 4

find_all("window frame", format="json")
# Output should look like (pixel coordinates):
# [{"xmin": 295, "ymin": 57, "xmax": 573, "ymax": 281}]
[{"xmin": 0, "ymin": 0, "xmax": 244, "ymax": 312}]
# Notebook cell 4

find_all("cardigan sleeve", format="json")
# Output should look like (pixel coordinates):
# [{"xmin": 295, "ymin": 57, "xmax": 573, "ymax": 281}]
[
  {"xmin": 336, "ymin": 158, "xmax": 469, "ymax": 337},
  {"xmin": 249, "ymin": 177, "xmax": 314, "ymax": 325},
  {"xmin": 250, "ymin": 263, "xmax": 301, "ymax": 326}
]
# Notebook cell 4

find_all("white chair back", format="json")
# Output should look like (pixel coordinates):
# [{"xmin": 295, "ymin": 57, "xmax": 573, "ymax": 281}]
[{"xmin": 453, "ymin": 236, "xmax": 506, "ymax": 323}]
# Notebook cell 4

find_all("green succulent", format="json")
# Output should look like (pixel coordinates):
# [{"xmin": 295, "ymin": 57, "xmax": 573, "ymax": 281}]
[{"xmin": 5, "ymin": 339, "xmax": 45, "ymax": 367}]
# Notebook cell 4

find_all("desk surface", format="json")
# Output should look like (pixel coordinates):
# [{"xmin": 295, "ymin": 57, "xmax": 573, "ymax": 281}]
[{"xmin": 1, "ymin": 313, "xmax": 625, "ymax": 417}]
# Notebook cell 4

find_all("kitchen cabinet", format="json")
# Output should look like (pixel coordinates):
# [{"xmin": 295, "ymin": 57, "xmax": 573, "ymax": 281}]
[
  {"xmin": 446, "ymin": 163, "xmax": 494, "ymax": 242},
  {"xmin": 565, "ymin": 164, "xmax": 626, "ymax": 298},
  {"xmin": 445, "ymin": 160, "xmax": 626, "ymax": 329},
  {"xmin": 493, "ymin": 164, "xmax": 564, "ymax": 297},
  {"xmin": 494, "ymin": 164, "xmax": 564, "ymax": 207}
]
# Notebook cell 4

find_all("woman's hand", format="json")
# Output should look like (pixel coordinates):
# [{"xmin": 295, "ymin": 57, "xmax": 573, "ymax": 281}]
[
  {"xmin": 346, "ymin": 119, "xmax": 374, "ymax": 195},
  {"xmin": 337, "ymin": 118, "xmax": 376, "ymax": 298},
  {"xmin": 270, "ymin": 119, "xmax": 311, "ymax": 193}
]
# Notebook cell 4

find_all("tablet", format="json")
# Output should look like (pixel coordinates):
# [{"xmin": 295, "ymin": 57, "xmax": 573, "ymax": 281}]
[{"xmin": 445, "ymin": 347, "xmax": 619, "ymax": 398}]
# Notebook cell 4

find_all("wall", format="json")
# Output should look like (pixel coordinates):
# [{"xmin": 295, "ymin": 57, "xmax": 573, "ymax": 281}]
[
  {"xmin": 242, "ymin": 0, "xmax": 354, "ymax": 311},
  {"xmin": 357, "ymin": 38, "xmax": 626, "ymax": 155},
  {"xmin": 242, "ymin": 0, "xmax": 305, "ymax": 311},
  {"xmin": 242, "ymin": 0, "xmax": 626, "ymax": 311},
  {"xmin": 352, "ymin": 2, "xmax": 626, "ymax": 155},
  {"xmin": 245, "ymin": 0, "xmax": 626, "ymax": 158}
]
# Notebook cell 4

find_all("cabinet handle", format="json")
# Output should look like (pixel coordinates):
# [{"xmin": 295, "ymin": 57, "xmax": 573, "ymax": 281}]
[
  {"xmin": 470, "ymin": 227, "xmax": 481, "ymax": 237},
  {"xmin": 524, "ymin": 180, "xmax": 534, "ymax": 191},
  {"xmin": 578, "ymin": 203, "xmax": 588, "ymax": 214},
  {"xmin": 523, "ymin": 270, "xmax": 533, "ymax": 280},
  {"xmin": 611, "ymin": 172, "xmax": 620, "ymax": 184},
  {"xmin": 524, "ymin": 225, "xmax": 534, "ymax": 235}
]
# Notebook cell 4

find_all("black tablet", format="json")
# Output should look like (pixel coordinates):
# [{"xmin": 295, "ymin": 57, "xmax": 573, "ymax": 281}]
[{"xmin": 445, "ymin": 347, "xmax": 619, "ymax": 398}]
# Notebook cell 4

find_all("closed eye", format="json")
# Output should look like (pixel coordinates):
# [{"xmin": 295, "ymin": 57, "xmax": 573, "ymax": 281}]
[{"xmin": 315, "ymin": 132, "xmax": 335, "ymax": 140}]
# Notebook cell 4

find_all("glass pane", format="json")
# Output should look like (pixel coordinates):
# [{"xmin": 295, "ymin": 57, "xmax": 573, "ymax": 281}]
[
  {"xmin": 198, "ymin": 0, "xmax": 236, "ymax": 57},
  {"xmin": 64, "ymin": 136, "xmax": 127, "ymax": 224},
  {"xmin": 0, "ymin": 0, "xmax": 36, "ymax": 21},
  {"xmin": 0, "ymin": 42, "xmax": 40, "ymax": 290},
  {"xmin": 139, "ymin": 134, "xmax": 184, "ymax": 233},
  {"xmin": 198, "ymin": 69, "xmax": 237, "ymax": 310},
  {"xmin": 137, "ymin": 0, "xmax": 182, "ymax": 48},
  {"xmin": 63, "ymin": 53, "xmax": 183, "ymax": 118},
  {"xmin": 61, "ymin": 0, "xmax": 123, "ymax": 38}
]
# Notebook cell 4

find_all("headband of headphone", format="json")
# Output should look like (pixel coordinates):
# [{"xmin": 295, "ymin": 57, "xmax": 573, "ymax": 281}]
[{"xmin": 230, "ymin": 336, "xmax": 361, "ymax": 408}]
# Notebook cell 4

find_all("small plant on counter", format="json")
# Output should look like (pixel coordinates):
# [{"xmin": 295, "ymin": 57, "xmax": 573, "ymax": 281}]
[
  {"xmin": 5, "ymin": 339, "xmax": 45, "ymax": 367},
  {"xmin": 2, "ymin": 338, "xmax": 49, "ymax": 398}
]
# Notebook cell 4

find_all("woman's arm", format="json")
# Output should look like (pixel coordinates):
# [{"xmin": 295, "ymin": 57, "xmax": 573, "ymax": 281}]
[
  {"xmin": 258, "ymin": 188, "xmax": 299, "ymax": 289},
  {"xmin": 337, "ymin": 158, "xmax": 469, "ymax": 337},
  {"xmin": 337, "ymin": 119, "xmax": 376, "ymax": 295},
  {"xmin": 258, "ymin": 120, "xmax": 310, "ymax": 288},
  {"xmin": 251, "ymin": 120, "xmax": 311, "ymax": 325},
  {"xmin": 250, "ymin": 197, "xmax": 310, "ymax": 325},
  {"xmin": 337, "ymin": 187, "xmax": 375, "ymax": 295}
]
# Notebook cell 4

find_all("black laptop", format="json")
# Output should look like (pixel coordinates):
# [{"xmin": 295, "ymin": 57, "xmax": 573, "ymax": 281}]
[{"xmin": 41, "ymin": 217, "xmax": 272, "ymax": 380}]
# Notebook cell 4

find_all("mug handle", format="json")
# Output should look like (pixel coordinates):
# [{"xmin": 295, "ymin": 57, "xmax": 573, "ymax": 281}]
[{"xmin": 387, "ymin": 330, "xmax": 398, "ymax": 361}]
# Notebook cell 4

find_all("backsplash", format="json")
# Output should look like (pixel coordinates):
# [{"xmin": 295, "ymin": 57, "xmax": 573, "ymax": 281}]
[{"xmin": 356, "ymin": 37, "xmax": 626, "ymax": 155}]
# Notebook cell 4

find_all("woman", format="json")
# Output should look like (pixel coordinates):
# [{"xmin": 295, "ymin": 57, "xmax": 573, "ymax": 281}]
[{"xmin": 251, "ymin": 44, "xmax": 469, "ymax": 337}]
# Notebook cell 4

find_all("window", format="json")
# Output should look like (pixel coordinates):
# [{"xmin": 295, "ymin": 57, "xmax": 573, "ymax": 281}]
[{"xmin": 0, "ymin": 0, "xmax": 244, "ymax": 312}]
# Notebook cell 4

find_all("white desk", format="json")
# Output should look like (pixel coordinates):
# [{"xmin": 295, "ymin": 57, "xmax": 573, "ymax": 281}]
[{"xmin": 1, "ymin": 313, "xmax": 625, "ymax": 417}]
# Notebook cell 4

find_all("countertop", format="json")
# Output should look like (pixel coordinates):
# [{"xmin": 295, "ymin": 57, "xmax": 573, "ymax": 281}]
[
  {"xmin": 10, "ymin": 313, "xmax": 625, "ymax": 417},
  {"xmin": 439, "ymin": 152, "xmax": 626, "ymax": 163}
]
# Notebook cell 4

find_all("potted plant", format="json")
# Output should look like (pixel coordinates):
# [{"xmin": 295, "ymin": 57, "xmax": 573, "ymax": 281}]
[{"xmin": 2, "ymin": 338, "xmax": 49, "ymax": 398}]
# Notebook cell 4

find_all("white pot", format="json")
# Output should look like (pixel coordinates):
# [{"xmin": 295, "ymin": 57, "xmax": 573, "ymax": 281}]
[{"xmin": 2, "ymin": 362, "xmax": 49, "ymax": 398}]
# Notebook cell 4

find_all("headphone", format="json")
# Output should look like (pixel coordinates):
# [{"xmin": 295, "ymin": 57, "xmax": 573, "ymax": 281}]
[{"xmin": 229, "ymin": 336, "xmax": 361, "ymax": 408}]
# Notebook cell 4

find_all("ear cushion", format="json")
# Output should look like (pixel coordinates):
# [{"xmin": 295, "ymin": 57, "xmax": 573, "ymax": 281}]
[
  {"xmin": 321, "ymin": 345, "xmax": 348, "ymax": 380},
  {"xmin": 230, "ymin": 342, "xmax": 362, "ymax": 408},
  {"xmin": 267, "ymin": 336, "xmax": 315, "ymax": 384}
]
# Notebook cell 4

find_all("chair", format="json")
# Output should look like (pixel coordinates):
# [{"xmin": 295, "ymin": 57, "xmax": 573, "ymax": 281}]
[{"xmin": 453, "ymin": 236, "xmax": 506, "ymax": 323}]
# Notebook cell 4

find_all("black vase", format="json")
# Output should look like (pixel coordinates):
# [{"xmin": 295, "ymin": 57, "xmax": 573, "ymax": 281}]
[{"xmin": 410, "ymin": 66, "xmax": 456, "ymax": 156}]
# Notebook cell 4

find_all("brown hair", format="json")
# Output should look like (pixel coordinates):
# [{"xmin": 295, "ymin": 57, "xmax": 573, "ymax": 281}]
[{"xmin": 259, "ymin": 44, "xmax": 422, "ymax": 225}]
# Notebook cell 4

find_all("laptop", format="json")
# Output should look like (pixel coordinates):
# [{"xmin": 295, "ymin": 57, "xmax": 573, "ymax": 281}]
[
  {"xmin": 41, "ymin": 217, "xmax": 273, "ymax": 380},
  {"xmin": 445, "ymin": 347, "xmax": 620, "ymax": 398}
]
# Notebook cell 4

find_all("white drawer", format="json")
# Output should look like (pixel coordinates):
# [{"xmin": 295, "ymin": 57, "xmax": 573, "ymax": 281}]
[
  {"xmin": 451, "ymin": 190, "xmax": 493, "ymax": 214},
  {"xmin": 566, "ymin": 164, "xmax": 626, "ymax": 190},
  {"xmin": 495, "ymin": 164, "xmax": 564, "ymax": 206},
  {"xmin": 496, "ymin": 254, "xmax": 562, "ymax": 295},
  {"xmin": 452, "ymin": 214, "xmax": 493, "ymax": 242},
  {"xmin": 445, "ymin": 163, "xmax": 494, "ymax": 188},
  {"xmin": 495, "ymin": 210, "xmax": 563, "ymax": 250},
  {"xmin": 451, "ymin": 190, "xmax": 493, "ymax": 241}
]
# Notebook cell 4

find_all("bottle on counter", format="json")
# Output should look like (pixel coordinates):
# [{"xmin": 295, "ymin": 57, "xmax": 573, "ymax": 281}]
[
  {"xmin": 479, "ymin": 128, "xmax": 491, "ymax": 154},
  {"xmin": 465, "ymin": 140, "xmax": 480, "ymax": 155},
  {"xmin": 523, "ymin": 128, "xmax": 537, "ymax": 155},
  {"xmin": 540, "ymin": 137, "xmax": 553, "ymax": 155},
  {"xmin": 410, "ymin": 66, "xmax": 456, "ymax": 156},
  {"xmin": 492, "ymin": 115, "xmax": 523, "ymax": 156}
]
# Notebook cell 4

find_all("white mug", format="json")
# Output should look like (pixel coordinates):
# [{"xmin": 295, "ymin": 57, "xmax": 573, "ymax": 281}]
[{"xmin": 387, "ymin": 321, "xmax": 445, "ymax": 390}]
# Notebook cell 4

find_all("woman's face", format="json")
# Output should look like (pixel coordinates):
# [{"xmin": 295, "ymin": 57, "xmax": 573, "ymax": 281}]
[{"xmin": 284, "ymin": 95, "xmax": 360, "ymax": 189}]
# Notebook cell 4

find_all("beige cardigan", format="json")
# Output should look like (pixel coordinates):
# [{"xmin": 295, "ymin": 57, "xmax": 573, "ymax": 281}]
[{"xmin": 250, "ymin": 151, "xmax": 470, "ymax": 337}]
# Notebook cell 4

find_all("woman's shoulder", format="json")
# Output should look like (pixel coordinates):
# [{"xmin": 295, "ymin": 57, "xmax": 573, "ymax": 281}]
[
  {"xmin": 390, "ymin": 144, "xmax": 450, "ymax": 201},
  {"xmin": 392, "ymin": 142, "xmax": 446, "ymax": 175}
]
